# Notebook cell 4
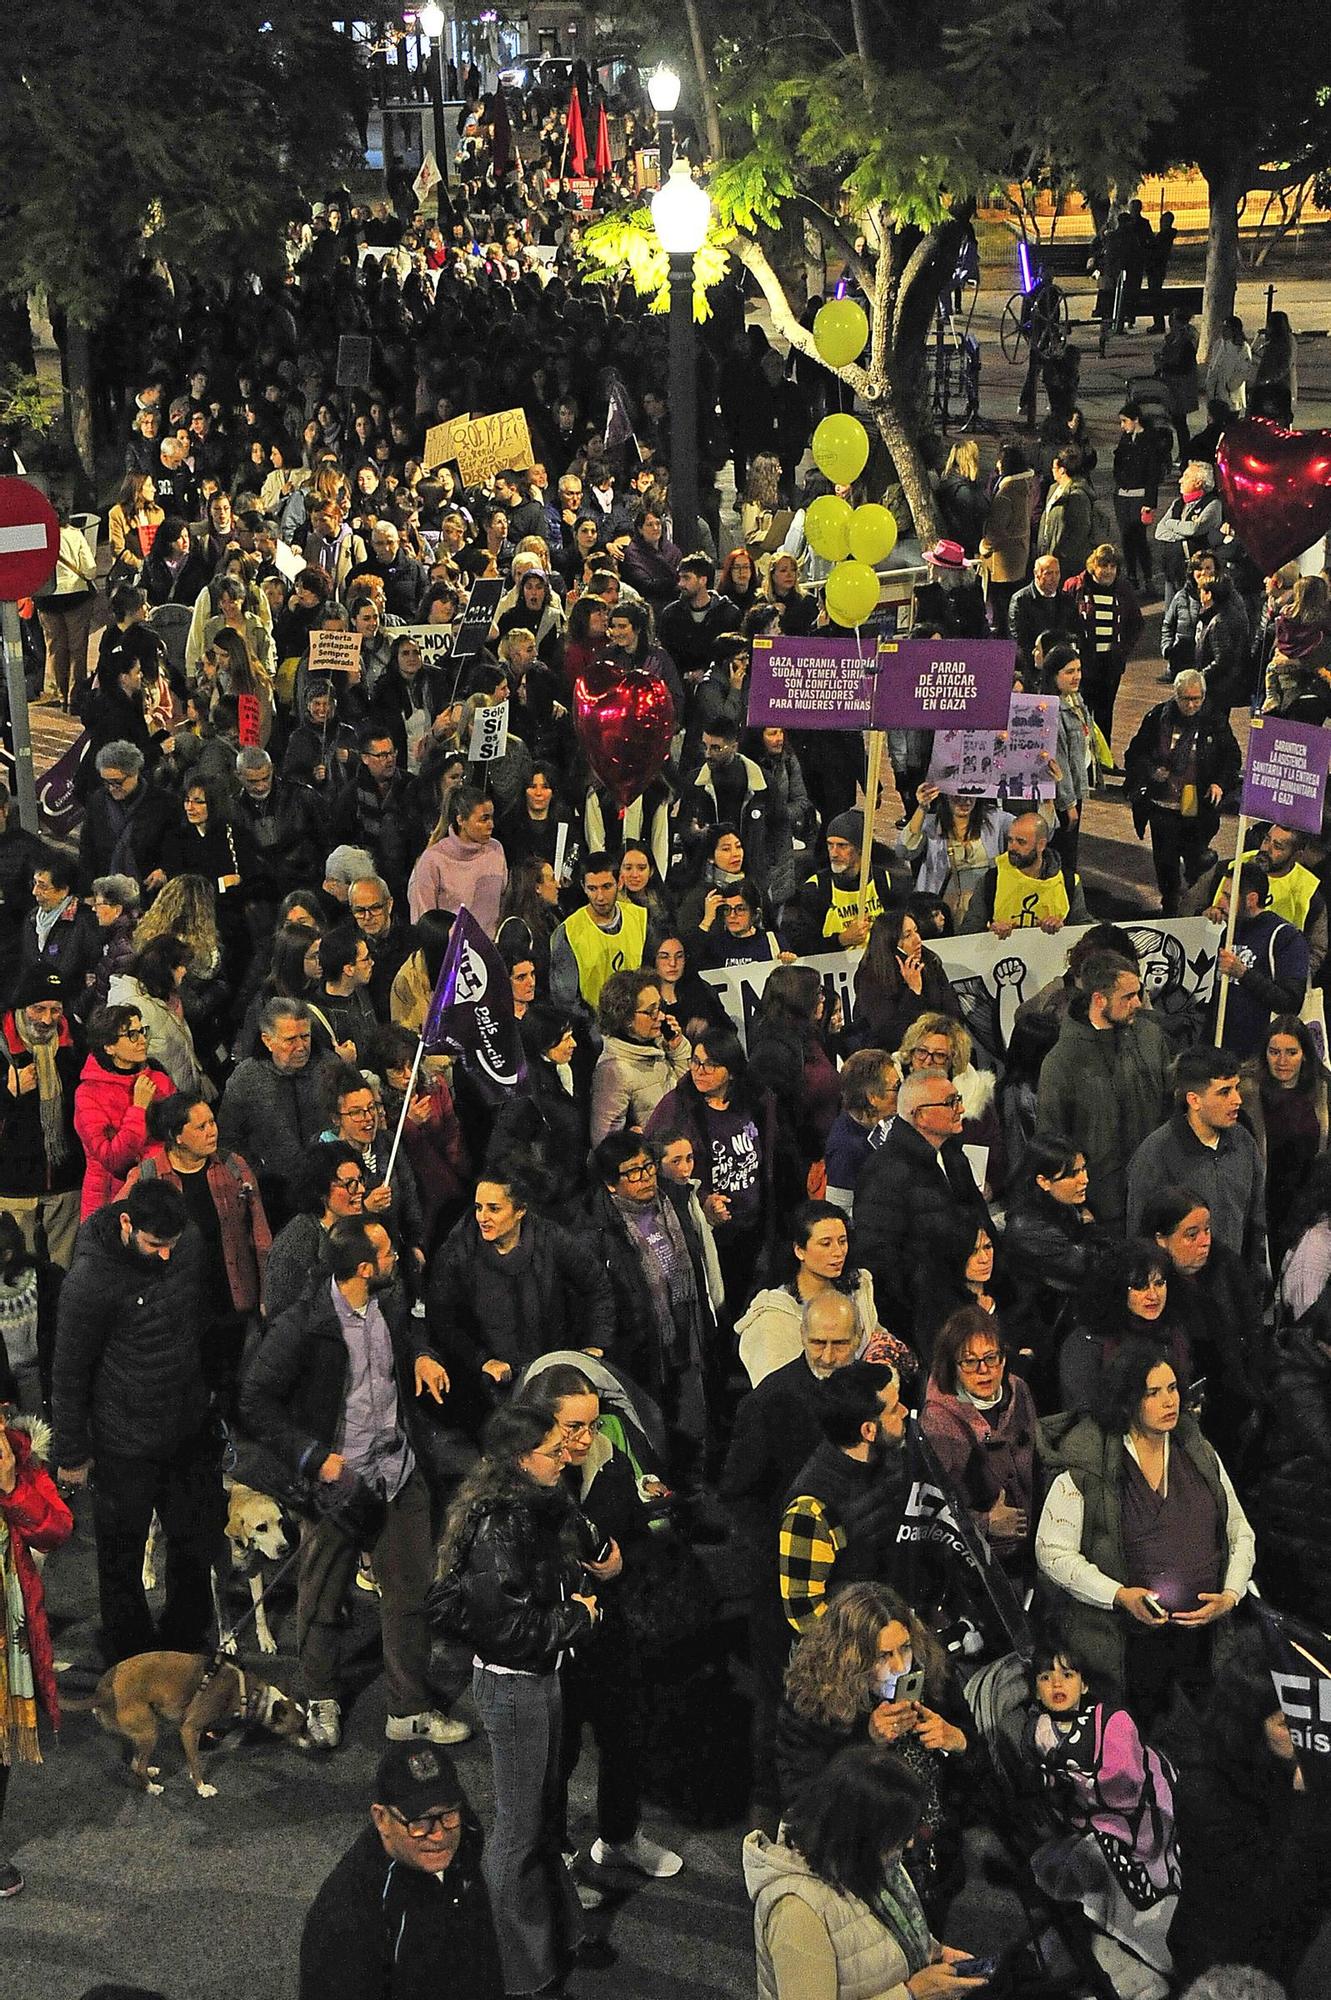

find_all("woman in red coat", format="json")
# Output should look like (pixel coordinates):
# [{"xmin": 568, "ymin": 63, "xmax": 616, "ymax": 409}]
[
  {"xmin": 0, "ymin": 1408, "xmax": 75, "ymax": 1897},
  {"xmin": 72, "ymin": 1002, "xmax": 175, "ymax": 1218}
]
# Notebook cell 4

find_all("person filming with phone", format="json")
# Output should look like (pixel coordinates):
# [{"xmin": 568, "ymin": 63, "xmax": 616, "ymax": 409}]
[{"xmin": 1036, "ymin": 1338, "xmax": 1255, "ymax": 1732}]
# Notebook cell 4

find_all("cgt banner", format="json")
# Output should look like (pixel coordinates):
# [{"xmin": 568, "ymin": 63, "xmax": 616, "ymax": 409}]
[
  {"xmin": 421, "ymin": 905, "xmax": 526, "ymax": 1100},
  {"xmin": 702, "ymin": 917, "xmax": 1219, "ymax": 1062},
  {"xmin": 1255, "ymin": 1599, "xmax": 1331, "ymax": 1791}
]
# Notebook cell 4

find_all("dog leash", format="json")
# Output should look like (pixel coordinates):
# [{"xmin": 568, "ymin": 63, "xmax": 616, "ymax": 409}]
[{"xmin": 212, "ymin": 1535, "xmax": 307, "ymax": 1658}]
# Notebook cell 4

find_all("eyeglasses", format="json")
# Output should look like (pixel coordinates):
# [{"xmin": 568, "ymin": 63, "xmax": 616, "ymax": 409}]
[
  {"xmin": 689, "ymin": 1054, "xmax": 722, "ymax": 1072},
  {"xmin": 635, "ymin": 1003, "xmax": 662, "ymax": 1018},
  {"xmin": 559, "ymin": 1418, "xmax": 605, "ymax": 1440},
  {"xmin": 912, "ymin": 1047, "xmax": 952, "ymax": 1067},
  {"xmin": 386, "ymin": 1806, "xmax": 463, "ymax": 1839},
  {"xmin": 922, "ymin": 1091, "xmax": 962, "ymax": 1110},
  {"xmin": 619, "ymin": 1162, "xmax": 655, "ymax": 1182},
  {"xmin": 957, "ymin": 1351, "xmax": 1004, "ymax": 1373},
  {"xmin": 333, "ymin": 1174, "xmax": 366, "ymax": 1192},
  {"xmin": 352, "ymin": 899, "xmax": 388, "ymax": 916},
  {"xmin": 119, "ymin": 1025, "xmax": 149, "ymax": 1041}
]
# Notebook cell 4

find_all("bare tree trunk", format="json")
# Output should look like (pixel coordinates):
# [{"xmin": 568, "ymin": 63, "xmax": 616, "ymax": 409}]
[
  {"xmin": 681, "ymin": 0, "xmax": 723, "ymax": 162},
  {"xmin": 1199, "ymin": 156, "xmax": 1246, "ymax": 365},
  {"xmin": 64, "ymin": 318, "xmax": 96, "ymax": 487},
  {"xmin": 873, "ymin": 401, "xmax": 941, "ymax": 546}
]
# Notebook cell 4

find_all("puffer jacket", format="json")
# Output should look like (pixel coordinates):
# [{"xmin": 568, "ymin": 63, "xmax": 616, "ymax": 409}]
[
  {"xmin": 1254, "ymin": 1322, "xmax": 1331, "ymax": 1627},
  {"xmin": 589, "ymin": 1031, "xmax": 691, "ymax": 1147},
  {"xmin": 72, "ymin": 1051, "xmax": 176, "ymax": 1218},
  {"xmin": 437, "ymin": 1486, "xmax": 592, "ymax": 1672},
  {"xmin": 52, "ymin": 1200, "xmax": 209, "ymax": 1466}
]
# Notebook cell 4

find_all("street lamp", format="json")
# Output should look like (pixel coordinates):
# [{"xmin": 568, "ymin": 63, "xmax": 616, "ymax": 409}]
[
  {"xmin": 647, "ymin": 63, "xmax": 681, "ymax": 171},
  {"xmin": 651, "ymin": 162, "xmax": 712, "ymax": 558},
  {"xmin": 416, "ymin": 2, "xmax": 450, "ymax": 185}
]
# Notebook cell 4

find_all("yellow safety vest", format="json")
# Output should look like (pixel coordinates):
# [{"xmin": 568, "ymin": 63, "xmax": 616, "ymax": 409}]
[
  {"xmin": 991, "ymin": 853, "xmax": 1071, "ymax": 929},
  {"xmin": 1243, "ymin": 850, "xmax": 1318, "ymax": 934},
  {"xmin": 563, "ymin": 900, "xmax": 647, "ymax": 1008},
  {"xmin": 823, "ymin": 875, "xmax": 886, "ymax": 940}
]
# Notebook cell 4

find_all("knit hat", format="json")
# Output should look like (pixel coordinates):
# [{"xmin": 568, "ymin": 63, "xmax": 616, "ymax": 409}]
[
  {"xmin": 372, "ymin": 1741, "xmax": 463, "ymax": 1818},
  {"xmin": 11, "ymin": 970, "xmax": 65, "ymax": 1013},
  {"xmin": 827, "ymin": 811, "xmax": 866, "ymax": 851}
]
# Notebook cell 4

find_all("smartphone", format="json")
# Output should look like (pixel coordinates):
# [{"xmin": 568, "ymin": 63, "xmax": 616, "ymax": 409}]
[
  {"xmin": 875, "ymin": 1666, "xmax": 926, "ymax": 1704},
  {"xmin": 1142, "ymin": 1592, "xmax": 1170, "ymax": 1622},
  {"xmin": 951, "ymin": 1957, "xmax": 1000, "ymax": 1982}
]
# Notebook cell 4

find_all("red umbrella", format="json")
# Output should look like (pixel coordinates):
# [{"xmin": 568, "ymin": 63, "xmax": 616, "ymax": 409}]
[
  {"xmin": 565, "ymin": 86, "xmax": 587, "ymax": 177},
  {"xmin": 593, "ymin": 101, "xmax": 612, "ymax": 179}
]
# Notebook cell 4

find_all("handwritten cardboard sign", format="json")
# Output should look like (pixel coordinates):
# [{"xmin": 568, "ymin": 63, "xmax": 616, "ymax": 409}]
[
  {"xmin": 928, "ymin": 693, "xmax": 1060, "ymax": 801},
  {"xmin": 424, "ymin": 415, "xmax": 473, "ymax": 471},
  {"xmin": 452, "ymin": 408, "xmax": 536, "ymax": 487},
  {"xmin": 308, "ymin": 629, "xmax": 364, "ymax": 675}
]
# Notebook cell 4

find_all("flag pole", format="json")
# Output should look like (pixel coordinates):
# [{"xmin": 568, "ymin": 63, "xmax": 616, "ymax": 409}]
[
  {"xmin": 858, "ymin": 728, "xmax": 886, "ymax": 921},
  {"xmin": 383, "ymin": 1037, "xmax": 427, "ymax": 1188},
  {"xmin": 1213, "ymin": 812, "xmax": 1248, "ymax": 1050}
]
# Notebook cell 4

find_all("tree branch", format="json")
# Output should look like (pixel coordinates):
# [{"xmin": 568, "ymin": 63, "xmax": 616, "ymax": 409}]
[
  {"xmin": 729, "ymin": 231, "xmax": 872, "ymax": 397},
  {"xmin": 790, "ymin": 196, "xmax": 874, "ymax": 293}
]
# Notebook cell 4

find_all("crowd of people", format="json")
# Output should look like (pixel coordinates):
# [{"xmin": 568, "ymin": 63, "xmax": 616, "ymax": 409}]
[{"xmin": 2, "ymin": 159, "xmax": 1331, "ymax": 2000}]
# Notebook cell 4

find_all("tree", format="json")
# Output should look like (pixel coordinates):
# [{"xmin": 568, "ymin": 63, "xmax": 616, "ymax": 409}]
[
  {"xmin": 583, "ymin": 0, "xmax": 1183, "ymax": 543},
  {"xmin": 1143, "ymin": 5, "xmax": 1331, "ymax": 359},
  {"xmin": 0, "ymin": 0, "xmax": 365, "ymax": 482}
]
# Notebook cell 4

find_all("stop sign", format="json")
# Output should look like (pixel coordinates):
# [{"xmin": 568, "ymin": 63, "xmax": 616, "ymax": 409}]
[{"xmin": 0, "ymin": 477, "xmax": 59, "ymax": 600}]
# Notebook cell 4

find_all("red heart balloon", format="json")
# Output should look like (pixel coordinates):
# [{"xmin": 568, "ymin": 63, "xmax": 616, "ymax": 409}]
[
  {"xmin": 574, "ymin": 667, "xmax": 676, "ymax": 809},
  {"xmin": 1216, "ymin": 417, "xmax": 1331, "ymax": 574}
]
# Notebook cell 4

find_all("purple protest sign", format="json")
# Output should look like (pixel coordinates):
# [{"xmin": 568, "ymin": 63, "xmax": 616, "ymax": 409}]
[
  {"xmin": 871, "ymin": 638, "xmax": 1016, "ymax": 730},
  {"xmin": 747, "ymin": 636, "xmax": 876, "ymax": 731},
  {"xmin": 1241, "ymin": 716, "xmax": 1331, "ymax": 835}
]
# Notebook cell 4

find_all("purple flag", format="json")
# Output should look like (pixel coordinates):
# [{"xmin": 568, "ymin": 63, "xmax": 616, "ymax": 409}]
[
  {"xmin": 1241, "ymin": 715, "xmax": 1331, "ymax": 836},
  {"xmin": 603, "ymin": 377, "xmax": 635, "ymax": 454},
  {"xmin": 421, "ymin": 907, "xmax": 527, "ymax": 1100}
]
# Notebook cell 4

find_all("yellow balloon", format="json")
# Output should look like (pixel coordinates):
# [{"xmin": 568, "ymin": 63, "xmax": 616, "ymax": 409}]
[
  {"xmin": 812, "ymin": 414, "xmax": 869, "ymax": 486},
  {"xmin": 824, "ymin": 559, "xmax": 881, "ymax": 628},
  {"xmin": 813, "ymin": 298, "xmax": 869, "ymax": 369},
  {"xmin": 848, "ymin": 502, "xmax": 898, "ymax": 566},
  {"xmin": 803, "ymin": 494, "xmax": 853, "ymax": 563}
]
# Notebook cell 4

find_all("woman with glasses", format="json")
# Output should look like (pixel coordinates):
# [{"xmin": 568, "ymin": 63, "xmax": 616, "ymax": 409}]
[
  {"xmin": 922, "ymin": 1307, "xmax": 1036, "ymax": 1575},
  {"xmin": 515, "ymin": 1365, "xmax": 683, "ymax": 1891},
  {"xmin": 1058, "ymin": 1237, "xmax": 1189, "ymax": 1423},
  {"xmin": 590, "ymin": 968, "xmax": 691, "ymax": 1147},
  {"xmin": 261, "ymin": 1140, "xmax": 367, "ymax": 1323},
  {"xmin": 73, "ymin": 1003, "xmax": 176, "ymax": 1217},
  {"xmin": 432, "ymin": 1404, "xmax": 612, "ymax": 1996}
]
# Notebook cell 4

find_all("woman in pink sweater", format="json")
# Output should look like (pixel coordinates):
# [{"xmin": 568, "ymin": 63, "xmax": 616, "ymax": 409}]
[{"xmin": 407, "ymin": 785, "xmax": 508, "ymax": 936}]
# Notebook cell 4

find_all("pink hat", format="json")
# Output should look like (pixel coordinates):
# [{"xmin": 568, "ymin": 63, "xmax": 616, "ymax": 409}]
[{"xmin": 923, "ymin": 539, "xmax": 968, "ymax": 570}]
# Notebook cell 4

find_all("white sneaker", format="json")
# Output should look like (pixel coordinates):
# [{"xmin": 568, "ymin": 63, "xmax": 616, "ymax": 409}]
[
  {"xmin": 590, "ymin": 1831, "xmax": 683, "ymax": 1878},
  {"xmin": 385, "ymin": 1709, "xmax": 472, "ymax": 1745},
  {"xmin": 305, "ymin": 1698, "xmax": 342, "ymax": 1750}
]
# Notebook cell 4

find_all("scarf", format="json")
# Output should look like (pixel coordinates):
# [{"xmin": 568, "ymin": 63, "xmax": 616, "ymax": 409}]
[
  {"xmin": 33, "ymin": 896, "xmax": 74, "ymax": 954},
  {"xmin": 15, "ymin": 1015, "xmax": 69, "ymax": 1171},
  {"xmin": 0, "ymin": 1513, "xmax": 39, "ymax": 1764},
  {"xmin": 611, "ymin": 1189, "xmax": 697, "ymax": 1372},
  {"xmin": 870, "ymin": 1859, "xmax": 933, "ymax": 1975}
]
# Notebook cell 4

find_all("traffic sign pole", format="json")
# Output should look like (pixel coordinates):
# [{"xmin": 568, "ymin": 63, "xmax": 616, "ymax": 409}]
[{"xmin": 2, "ymin": 600, "xmax": 38, "ymax": 832}]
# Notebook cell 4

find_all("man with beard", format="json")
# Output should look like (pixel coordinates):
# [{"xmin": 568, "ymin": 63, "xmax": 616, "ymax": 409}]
[
  {"xmin": 778, "ymin": 1362, "xmax": 908, "ymax": 1633},
  {"xmin": 53, "ymin": 1180, "xmax": 221, "ymax": 1663},
  {"xmin": 0, "ymin": 970, "xmax": 84, "ymax": 1268},
  {"xmin": 242, "ymin": 1219, "xmax": 467, "ymax": 1754}
]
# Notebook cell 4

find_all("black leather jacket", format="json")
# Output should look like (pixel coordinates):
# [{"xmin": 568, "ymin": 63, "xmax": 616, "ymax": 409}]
[{"xmin": 439, "ymin": 1485, "xmax": 591, "ymax": 1672}]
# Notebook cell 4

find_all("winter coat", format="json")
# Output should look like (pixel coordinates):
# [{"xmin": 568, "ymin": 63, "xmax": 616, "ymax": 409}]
[
  {"xmin": 937, "ymin": 473, "xmax": 989, "ymax": 557},
  {"xmin": 437, "ymin": 1483, "xmax": 592, "ymax": 1671},
  {"xmin": 1254, "ymin": 1323, "xmax": 1331, "ymax": 1626},
  {"xmin": 921, "ymin": 1375, "xmax": 1037, "ymax": 1561},
  {"xmin": 1009, "ymin": 582, "xmax": 1073, "ymax": 671},
  {"xmin": 72, "ymin": 1052, "xmax": 176, "ymax": 1219},
  {"xmin": 1001, "ymin": 1196, "xmax": 1104, "ymax": 1359},
  {"xmin": 15, "ymin": 899, "xmax": 102, "ymax": 1004},
  {"xmin": 980, "ymin": 469, "xmax": 1037, "ymax": 583},
  {"xmin": 1062, "ymin": 571, "xmax": 1144, "ymax": 667},
  {"xmin": 855, "ymin": 1120, "xmax": 992, "ymax": 1353},
  {"xmin": 1123, "ymin": 699, "xmax": 1241, "ymax": 846},
  {"xmin": 736, "ymin": 1270, "xmax": 881, "ymax": 1388},
  {"xmin": 0, "ymin": 1422, "xmax": 73, "ymax": 1735},
  {"xmin": 425, "ymin": 1212, "xmax": 616, "ymax": 1392},
  {"xmin": 1036, "ymin": 478, "xmax": 1096, "ymax": 575},
  {"xmin": 76, "ymin": 774, "xmax": 177, "ymax": 890},
  {"xmin": 0, "ymin": 1012, "xmax": 84, "ymax": 1197},
  {"xmin": 407, "ymin": 832, "xmax": 507, "ymax": 935},
  {"xmin": 1194, "ymin": 590, "xmax": 1252, "ymax": 710},
  {"xmin": 299, "ymin": 1820, "xmax": 504, "ymax": 2000},
  {"xmin": 118, "ymin": 1145, "xmax": 271, "ymax": 1314},
  {"xmin": 488, "ymin": 1060, "xmax": 591, "ymax": 1215},
  {"xmin": 1126, "ymin": 1108, "xmax": 1265, "ymax": 1263},
  {"xmin": 1035, "ymin": 1006, "xmax": 1173, "ymax": 1229},
  {"xmin": 53, "ymin": 1200, "xmax": 209, "ymax": 1466},
  {"xmin": 217, "ymin": 1055, "xmax": 326, "ymax": 1201},
  {"xmin": 240, "ymin": 1269, "xmax": 429, "ymax": 1488},
  {"xmin": 744, "ymin": 1831, "xmax": 935, "ymax": 2000},
  {"xmin": 581, "ymin": 1179, "xmax": 717, "ymax": 1402},
  {"xmin": 589, "ymin": 1032, "xmax": 691, "ymax": 1147}
]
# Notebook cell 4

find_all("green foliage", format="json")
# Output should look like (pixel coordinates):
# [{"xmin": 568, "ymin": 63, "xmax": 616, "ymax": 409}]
[
  {"xmin": 0, "ymin": 0, "xmax": 365, "ymax": 322},
  {"xmin": 580, "ymin": 204, "xmax": 732, "ymax": 319},
  {"xmin": 0, "ymin": 371, "xmax": 63, "ymax": 437}
]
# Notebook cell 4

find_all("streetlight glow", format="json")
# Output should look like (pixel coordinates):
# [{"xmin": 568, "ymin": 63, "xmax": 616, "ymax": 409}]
[
  {"xmin": 650, "ymin": 162, "xmax": 712, "ymax": 254},
  {"xmin": 417, "ymin": 2, "xmax": 444, "ymax": 37},
  {"xmin": 647, "ymin": 64, "xmax": 681, "ymax": 114}
]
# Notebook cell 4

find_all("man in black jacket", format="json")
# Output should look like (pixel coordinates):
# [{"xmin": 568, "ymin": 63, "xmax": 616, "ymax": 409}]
[
  {"xmin": 657, "ymin": 556, "xmax": 738, "ymax": 685},
  {"xmin": 53, "ymin": 1181, "xmax": 222, "ymax": 1664},
  {"xmin": 855, "ymin": 1071, "xmax": 992, "ymax": 1355},
  {"xmin": 299, "ymin": 1742, "xmax": 504, "ymax": 2000},
  {"xmin": 777, "ymin": 1360, "xmax": 907, "ymax": 1633},
  {"xmin": 0, "ymin": 970, "xmax": 84, "ymax": 1268},
  {"xmin": 241, "ymin": 1218, "xmax": 465, "ymax": 1753},
  {"xmin": 1009, "ymin": 554, "xmax": 1073, "ymax": 679},
  {"xmin": 1112, "ymin": 402, "xmax": 1161, "ymax": 594}
]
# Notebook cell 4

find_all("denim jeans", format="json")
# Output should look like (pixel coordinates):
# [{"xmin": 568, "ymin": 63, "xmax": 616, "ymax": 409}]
[{"xmin": 472, "ymin": 1662, "xmax": 582, "ymax": 1995}]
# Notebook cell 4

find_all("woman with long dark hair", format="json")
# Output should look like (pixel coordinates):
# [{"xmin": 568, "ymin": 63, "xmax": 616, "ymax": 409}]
[
  {"xmin": 1058, "ymin": 1236, "xmax": 1186, "ymax": 1418},
  {"xmin": 747, "ymin": 964, "xmax": 843, "ymax": 1212},
  {"xmin": 854, "ymin": 908, "xmax": 958, "ymax": 1053},
  {"xmin": 1143, "ymin": 1189, "xmax": 1265, "ymax": 1468},
  {"xmin": 1241, "ymin": 1012, "xmax": 1330, "ymax": 1271},
  {"xmin": 1002, "ymin": 1136, "xmax": 1104, "ymax": 1386},
  {"xmin": 433, "ymin": 1404, "xmax": 607, "ymax": 1996}
]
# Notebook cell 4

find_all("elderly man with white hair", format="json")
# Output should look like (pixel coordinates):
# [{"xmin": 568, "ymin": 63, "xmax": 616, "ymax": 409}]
[{"xmin": 1125, "ymin": 668, "xmax": 1241, "ymax": 915}]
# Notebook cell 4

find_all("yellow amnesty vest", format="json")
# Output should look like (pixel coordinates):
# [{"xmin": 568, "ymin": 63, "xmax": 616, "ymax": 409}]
[
  {"xmin": 564, "ymin": 899, "xmax": 647, "ymax": 1007},
  {"xmin": 1243, "ymin": 850, "xmax": 1318, "ymax": 933},
  {"xmin": 823, "ymin": 874, "xmax": 886, "ymax": 940},
  {"xmin": 991, "ymin": 853, "xmax": 1071, "ymax": 929}
]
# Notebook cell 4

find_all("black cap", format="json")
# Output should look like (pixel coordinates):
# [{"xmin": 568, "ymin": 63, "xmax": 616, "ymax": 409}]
[
  {"xmin": 373, "ymin": 1741, "xmax": 463, "ymax": 1818},
  {"xmin": 12, "ymin": 969, "xmax": 65, "ymax": 1013}
]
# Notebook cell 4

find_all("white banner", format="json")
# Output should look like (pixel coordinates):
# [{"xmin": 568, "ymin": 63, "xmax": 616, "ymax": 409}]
[
  {"xmin": 702, "ymin": 917, "xmax": 1220, "ymax": 1063},
  {"xmin": 398, "ymin": 623, "xmax": 459, "ymax": 662}
]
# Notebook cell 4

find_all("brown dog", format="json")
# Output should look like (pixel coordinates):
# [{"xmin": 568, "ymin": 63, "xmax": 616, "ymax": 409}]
[{"xmin": 85, "ymin": 1651, "xmax": 307, "ymax": 1797}]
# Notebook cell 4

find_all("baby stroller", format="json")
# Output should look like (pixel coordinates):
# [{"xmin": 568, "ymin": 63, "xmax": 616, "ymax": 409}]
[{"xmin": 963, "ymin": 1654, "xmax": 1178, "ymax": 2000}]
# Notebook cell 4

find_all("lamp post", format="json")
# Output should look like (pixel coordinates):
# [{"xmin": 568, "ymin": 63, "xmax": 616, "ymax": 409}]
[
  {"xmin": 417, "ymin": 1, "xmax": 450, "ymax": 185},
  {"xmin": 651, "ymin": 162, "xmax": 712, "ymax": 558},
  {"xmin": 647, "ymin": 63, "xmax": 680, "ymax": 174}
]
